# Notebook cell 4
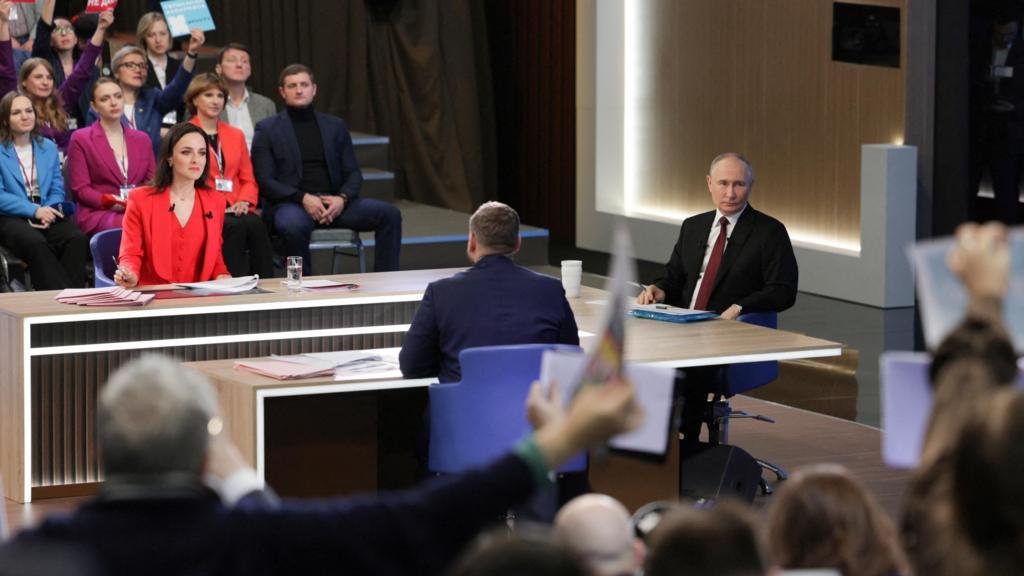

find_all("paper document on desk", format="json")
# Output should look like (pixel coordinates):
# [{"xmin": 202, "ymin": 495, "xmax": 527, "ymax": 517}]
[
  {"xmin": 629, "ymin": 304, "xmax": 718, "ymax": 323},
  {"xmin": 909, "ymin": 228, "xmax": 1024, "ymax": 351},
  {"xmin": 176, "ymin": 275, "xmax": 259, "ymax": 293},
  {"xmin": 540, "ymin": 349, "xmax": 675, "ymax": 456},
  {"xmin": 299, "ymin": 279, "xmax": 360, "ymax": 292},
  {"xmin": 55, "ymin": 286, "xmax": 154, "ymax": 306},
  {"xmin": 234, "ymin": 358, "xmax": 335, "ymax": 380},
  {"xmin": 273, "ymin": 348, "xmax": 403, "ymax": 381}
]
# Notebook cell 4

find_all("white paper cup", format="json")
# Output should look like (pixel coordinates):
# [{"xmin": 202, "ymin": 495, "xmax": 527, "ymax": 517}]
[{"xmin": 561, "ymin": 260, "xmax": 583, "ymax": 298}]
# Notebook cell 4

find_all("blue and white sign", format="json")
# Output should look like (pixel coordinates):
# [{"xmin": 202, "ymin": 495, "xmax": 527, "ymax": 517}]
[{"xmin": 160, "ymin": 0, "xmax": 216, "ymax": 36}]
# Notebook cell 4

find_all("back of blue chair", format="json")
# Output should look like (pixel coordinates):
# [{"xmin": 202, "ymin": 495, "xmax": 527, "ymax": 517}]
[
  {"xmin": 90, "ymin": 228, "xmax": 122, "ymax": 288},
  {"xmin": 429, "ymin": 343, "xmax": 586, "ymax": 475},
  {"xmin": 723, "ymin": 312, "xmax": 779, "ymax": 396}
]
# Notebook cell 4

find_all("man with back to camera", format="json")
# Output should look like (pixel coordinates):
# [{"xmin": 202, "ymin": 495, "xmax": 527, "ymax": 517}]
[
  {"xmin": 636, "ymin": 153, "xmax": 798, "ymax": 455},
  {"xmin": 251, "ymin": 64, "xmax": 402, "ymax": 274},
  {"xmin": 8, "ymin": 353, "xmax": 641, "ymax": 576},
  {"xmin": 554, "ymin": 493, "xmax": 646, "ymax": 576},
  {"xmin": 214, "ymin": 43, "xmax": 277, "ymax": 151},
  {"xmin": 399, "ymin": 201, "xmax": 579, "ymax": 383}
]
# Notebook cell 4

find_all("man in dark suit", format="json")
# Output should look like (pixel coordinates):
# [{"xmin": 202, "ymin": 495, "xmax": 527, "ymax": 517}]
[
  {"xmin": 637, "ymin": 153, "xmax": 797, "ymax": 317},
  {"xmin": 10, "ymin": 354, "xmax": 640, "ymax": 576},
  {"xmin": 400, "ymin": 201, "xmax": 579, "ymax": 383},
  {"xmin": 637, "ymin": 153, "xmax": 798, "ymax": 455},
  {"xmin": 251, "ymin": 64, "xmax": 401, "ymax": 274}
]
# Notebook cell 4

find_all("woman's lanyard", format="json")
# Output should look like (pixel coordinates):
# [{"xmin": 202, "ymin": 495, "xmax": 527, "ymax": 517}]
[
  {"xmin": 210, "ymin": 135, "xmax": 224, "ymax": 173},
  {"xmin": 124, "ymin": 106, "xmax": 136, "ymax": 130},
  {"xmin": 116, "ymin": 127, "xmax": 130, "ymax": 186},
  {"xmin": 16, "ymin": 145, "xmax": 36, "ymax": 197}
]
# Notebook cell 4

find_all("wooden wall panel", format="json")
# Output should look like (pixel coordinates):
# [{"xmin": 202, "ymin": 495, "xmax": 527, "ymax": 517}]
[{"xmin": 633, "ymin": 0, "xmax": 906, "ymax": 250}]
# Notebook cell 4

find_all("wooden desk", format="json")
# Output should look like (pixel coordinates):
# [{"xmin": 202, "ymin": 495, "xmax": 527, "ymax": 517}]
[
  {"xmin": 0, "ymin": 269, "xmax": 458, "ymax": 502},
  {"xmin": 187, "ymin": 289, "xmax": 841, "ymax": 499}
]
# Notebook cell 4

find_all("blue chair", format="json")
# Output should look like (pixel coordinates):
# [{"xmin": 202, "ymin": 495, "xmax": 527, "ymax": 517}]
[
  {"xmin": 90, "ymin": 228, "xmax": 122, "ymax": 287},
  {"xmin": 428, "ymin": 343, "xmax": 587, "ymax": 475},
  {"xmin": 708, "ymin": 312, "xmax": 787, "ymax": 493}
]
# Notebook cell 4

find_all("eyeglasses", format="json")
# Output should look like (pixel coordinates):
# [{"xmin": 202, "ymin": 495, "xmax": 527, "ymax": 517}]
[
  {"xmin": 54, "ymin": 26, "xmax": 74, "ymax": 35},
  {"xmin": 119, "ymin": 62, "xmax": 146, "ymax": 71}
]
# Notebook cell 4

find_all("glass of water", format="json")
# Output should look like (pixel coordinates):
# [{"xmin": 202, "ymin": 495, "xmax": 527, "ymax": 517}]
[{"xmin": 286, "ymin": 256, "xmax": 303, "ymax": 290}]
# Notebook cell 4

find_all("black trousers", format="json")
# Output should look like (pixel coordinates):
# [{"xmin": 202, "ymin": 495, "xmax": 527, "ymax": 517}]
[
  {"xmin": 0, "ymin": 215, "xmax": 87, "ymax": 290},
  {"xmin": 222, "ymin": 212, "xmax": 275, "ymax": 278}
]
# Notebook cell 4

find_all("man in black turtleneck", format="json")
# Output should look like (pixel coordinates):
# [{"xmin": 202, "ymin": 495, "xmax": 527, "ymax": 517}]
[{"xmin": 251, "ymin": 64, "xmax": 402, "ymax": 273}]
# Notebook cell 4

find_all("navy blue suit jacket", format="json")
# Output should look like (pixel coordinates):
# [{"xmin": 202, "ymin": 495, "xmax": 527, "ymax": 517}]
[
  {"xmin": 251, "ymin": 109, "xmax": 362, "ymax": 220},
  {"xmin": 15, "ymin": 454, "xmax": 535, "ymax": 576},
  {"xmin": 400, "ymin": 255, "xmax": 580, "ymax": 383}
]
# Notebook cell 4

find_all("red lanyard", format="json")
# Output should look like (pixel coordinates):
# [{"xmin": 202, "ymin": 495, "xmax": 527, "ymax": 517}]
[
  {"xmin": 210, "ymin": 136, "xmax": 224, "ymax": 173},
  {"xmin": 16, "ymin": 144, "xmax": 35, "ymax": 194},
  {"xmin": 116, "ymin": 128, "xmax": 129, "ymax": 185}
]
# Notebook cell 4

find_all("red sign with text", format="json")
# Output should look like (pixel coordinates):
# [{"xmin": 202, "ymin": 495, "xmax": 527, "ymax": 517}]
[{"xmin": 85, "ymin": 0, "xmax": 118, "ymax": 12}]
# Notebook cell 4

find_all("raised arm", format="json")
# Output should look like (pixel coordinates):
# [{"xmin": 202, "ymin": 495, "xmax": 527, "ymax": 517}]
[{"xmin": 0, "ymin": 1, "xmax": 17, "ymax": 95}]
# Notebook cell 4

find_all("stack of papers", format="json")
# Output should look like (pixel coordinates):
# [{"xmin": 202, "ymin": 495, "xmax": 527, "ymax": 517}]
[
  {"xmin": 299, "ymin": 279, "xmax": 360, "ymax": 292},
  {"xmin": 234, "ymin": 358, "xmax": 335, "ymax": 380},
  {"xmin": 176, "ymin": 275, "xmax": 259, "ymax": 294},
  {"xmin": 273, "ymin": 349, "xmax": 402, "ymax": 381},
  {"xmin": 55, "ymin": 287, "xmax": 154, "ymax": 306},
  {"xmin": 628, "ymin": 304, "xmax": 717, "ymax": 323}
]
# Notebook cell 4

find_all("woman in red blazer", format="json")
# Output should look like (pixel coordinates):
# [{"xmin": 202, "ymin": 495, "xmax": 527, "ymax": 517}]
[
  {"xmin": 114, "ymin": 122, "xmax": 230, "ymax": 287},
  {"xmin": 187, "ymin": 73, "xmax": 273, "ymax": 278},
  {"xmin": 68, "ymin": 78, "xmax": 155, "ymax": 237}
]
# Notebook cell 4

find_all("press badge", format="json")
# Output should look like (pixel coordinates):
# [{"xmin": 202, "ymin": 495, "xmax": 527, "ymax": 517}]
[{"xmin": 215, "ymin": 178, "xmax": 233, "ymax": 192}]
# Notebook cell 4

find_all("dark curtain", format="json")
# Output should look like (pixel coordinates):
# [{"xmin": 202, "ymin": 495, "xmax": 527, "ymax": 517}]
[{"xmin": 114, "ymin": 0, "xmax": 496, "ymax": 212}]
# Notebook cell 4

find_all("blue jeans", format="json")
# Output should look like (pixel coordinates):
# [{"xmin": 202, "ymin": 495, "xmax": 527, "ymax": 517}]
[{"xmin": 271, "ymin": 197, "xmax": 402, "ymax": 274}]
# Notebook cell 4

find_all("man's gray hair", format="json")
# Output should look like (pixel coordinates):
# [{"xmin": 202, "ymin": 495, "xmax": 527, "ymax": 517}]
[
  {"xmin": 99, "ymin": 354, "xmax": 219, "ymax": 477},
  {"xmin": 469, "ymin": 201, "xmax": 520, "ymax": 254},
  {"xmin": 708, "ymin": 153, "xmax": 755, "ymax": 183}
]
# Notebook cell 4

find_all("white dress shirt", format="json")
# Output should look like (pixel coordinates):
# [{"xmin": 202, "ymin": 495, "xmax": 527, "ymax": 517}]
[
  {"xmin": 689, "ymin": 204, "xmax": 747, "ymax": 309},
  {"xmin": 225, "ymin": 89, "xmax": 256, "ymax": 150}
]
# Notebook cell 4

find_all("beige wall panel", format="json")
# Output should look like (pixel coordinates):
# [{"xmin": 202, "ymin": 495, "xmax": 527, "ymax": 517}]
[{"xmin": 632, "ymin": 0, "xmax": 906, "ymax": 249}]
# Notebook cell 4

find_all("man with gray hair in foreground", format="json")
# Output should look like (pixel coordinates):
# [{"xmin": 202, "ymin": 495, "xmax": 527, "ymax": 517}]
[
  {"xmin": 400, "ymin": 201, "xmax": 579, "ymax": 383},
  {"xmin": 554, "ymin": 494, "xmax": 646, "ymax": 576},
  {"xmin": 9, "ymin": 354, "xmax": 641, "ymax": 576}
]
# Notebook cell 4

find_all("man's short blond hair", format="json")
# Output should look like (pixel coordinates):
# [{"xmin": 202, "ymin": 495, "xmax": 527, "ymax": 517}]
[{"xmin": 470, "ymin": 202, "xmax": 519, "ymax": 254}]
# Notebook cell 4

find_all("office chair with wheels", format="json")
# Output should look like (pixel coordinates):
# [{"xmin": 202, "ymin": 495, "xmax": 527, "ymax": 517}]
[
  {"xmin": 706, "ymin": 312, "xmax": 788, "ymax": 495},
  {"xmin": 428, "ymin": 343, "xmax": 587, "ymax": 475}
]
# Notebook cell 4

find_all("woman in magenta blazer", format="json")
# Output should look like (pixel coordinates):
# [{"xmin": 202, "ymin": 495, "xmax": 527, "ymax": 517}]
[{"xmin": 68, "ymin": 78, "xmax": 155, "ymax": 237}]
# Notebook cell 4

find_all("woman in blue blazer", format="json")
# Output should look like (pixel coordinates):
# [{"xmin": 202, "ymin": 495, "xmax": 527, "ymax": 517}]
[
  {"xmin": 98, "ymin": 28, "xmax": 204, "ymax": 155},
  {"xmin": 0, "ymin": 91, "xmax": 87, "ymax": 289}
]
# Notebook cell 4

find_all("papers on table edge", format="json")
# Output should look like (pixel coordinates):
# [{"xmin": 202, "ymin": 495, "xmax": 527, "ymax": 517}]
[
  {"xmin": 629, "ymin": 303, "xmax": 718, "ymax": 323},
  {"xmin": 299, "ymin": 279, "xmax": 360, "ymax": 292},
  {"xmin": 55, "ymin": 286, "xmax": 154, "ymax": 306},
  {"xmin": 176, "ymin": 275, "xmax": 259, "ymax": 293},
  {"xmin": 234, "ymin": 349, "xmax": 402, "ymax": 381}
]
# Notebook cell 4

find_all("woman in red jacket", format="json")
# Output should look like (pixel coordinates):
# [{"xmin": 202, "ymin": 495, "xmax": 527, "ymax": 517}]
[
  {"xmin": 114, "ymin": 122, "xmax": 230, "ymax": 287},
  {"xmin": 186, "ymin": 73, "xmax": 273, "ymax": 277}
]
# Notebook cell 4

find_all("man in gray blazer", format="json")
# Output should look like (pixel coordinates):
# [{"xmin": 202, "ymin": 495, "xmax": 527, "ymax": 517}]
[{"xmin": 216, "ymin": 43, "xmax": 278, "ymax": 150}]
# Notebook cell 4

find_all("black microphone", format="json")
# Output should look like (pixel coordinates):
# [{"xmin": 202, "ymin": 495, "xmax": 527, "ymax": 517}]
[
  {"xmin": 205, "ymin": 211, "xmax": 214, "ymax": 219},
  {"xmin": 169, "ymin": 203, "xmax": 175, "ymax": 212}
]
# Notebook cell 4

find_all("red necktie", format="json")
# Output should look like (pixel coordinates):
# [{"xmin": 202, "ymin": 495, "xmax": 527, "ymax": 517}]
[{"xmin": 694, "ymin": 217, "xmax": 729, "ymax": 311}]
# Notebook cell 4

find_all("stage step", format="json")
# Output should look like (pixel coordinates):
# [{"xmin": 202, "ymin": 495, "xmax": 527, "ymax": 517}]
[
  {"xmin": 351, "ymin": 132, "xmax": 391, "ymax": 171},
  {"xmin": 361, "ymin": 168, "xmax": 396, "ymax": 202},
  {"xmin": 308, "ymin": 200, "xmax": 549, "ymax": 274}
]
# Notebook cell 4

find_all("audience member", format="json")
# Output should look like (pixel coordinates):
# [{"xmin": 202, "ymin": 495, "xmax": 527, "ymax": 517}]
[
  {"xmin": 66, "ymin": 77, "xmax": 154, "ymax": 237},
  {"xmin": 902, "ymin": 221, "xmax": 1015, "ymax": 576},
  {"xmin": 29, "ymin": 0, "xmax": 74, "ymax": 85},
  {"xmin": 137, "ymin": 12, "xmax": 183, "ymax": 133},
  {"xmin": 12, "ymin": 353, "xmax": 640, "ymax": 576},
  {"xmin": 2, "ymin": 3, "xmax": 109, "ymax": 151},
  {"xmin": 768, "ymin": 464, "xmax": 909, "ymax": 576},
  {"xmin": 186, "ymin": 72, "xmax": 273, "ymax": 278},
  {"xmin": 6, "ymin": 0, "xmax": 42, "ymax": 52},
  {"xmin": 553, "ymin": 494, "xmax": 644, "ymax": 576},
  {"xmin": 252, "ymin": 63, "xmax": 402, "ymax": 274},
  {"xmin": 400, "ymin": 201, "xmax": 578, "ymax": 382},
  {"xmin": 104, "ymin": 28, "xmax": 203, "ymax": 155},
  {"xmin": 115, "ymin": 122, "xmax": 230, "ymax": 288},
  {"xmin": 645, "ymin": 501, "xmax": 767, "ymax": 576},
  {"xmin": 0, "ymin": 91, "xmax": 86, "ymax": 289},
  {"xmin": 451, "ymin": 528, "xmax": 588, "ymax": 576},
  {"xmin": 214, "ymin": 43, "xmax": 277, "ymax": 150}
]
